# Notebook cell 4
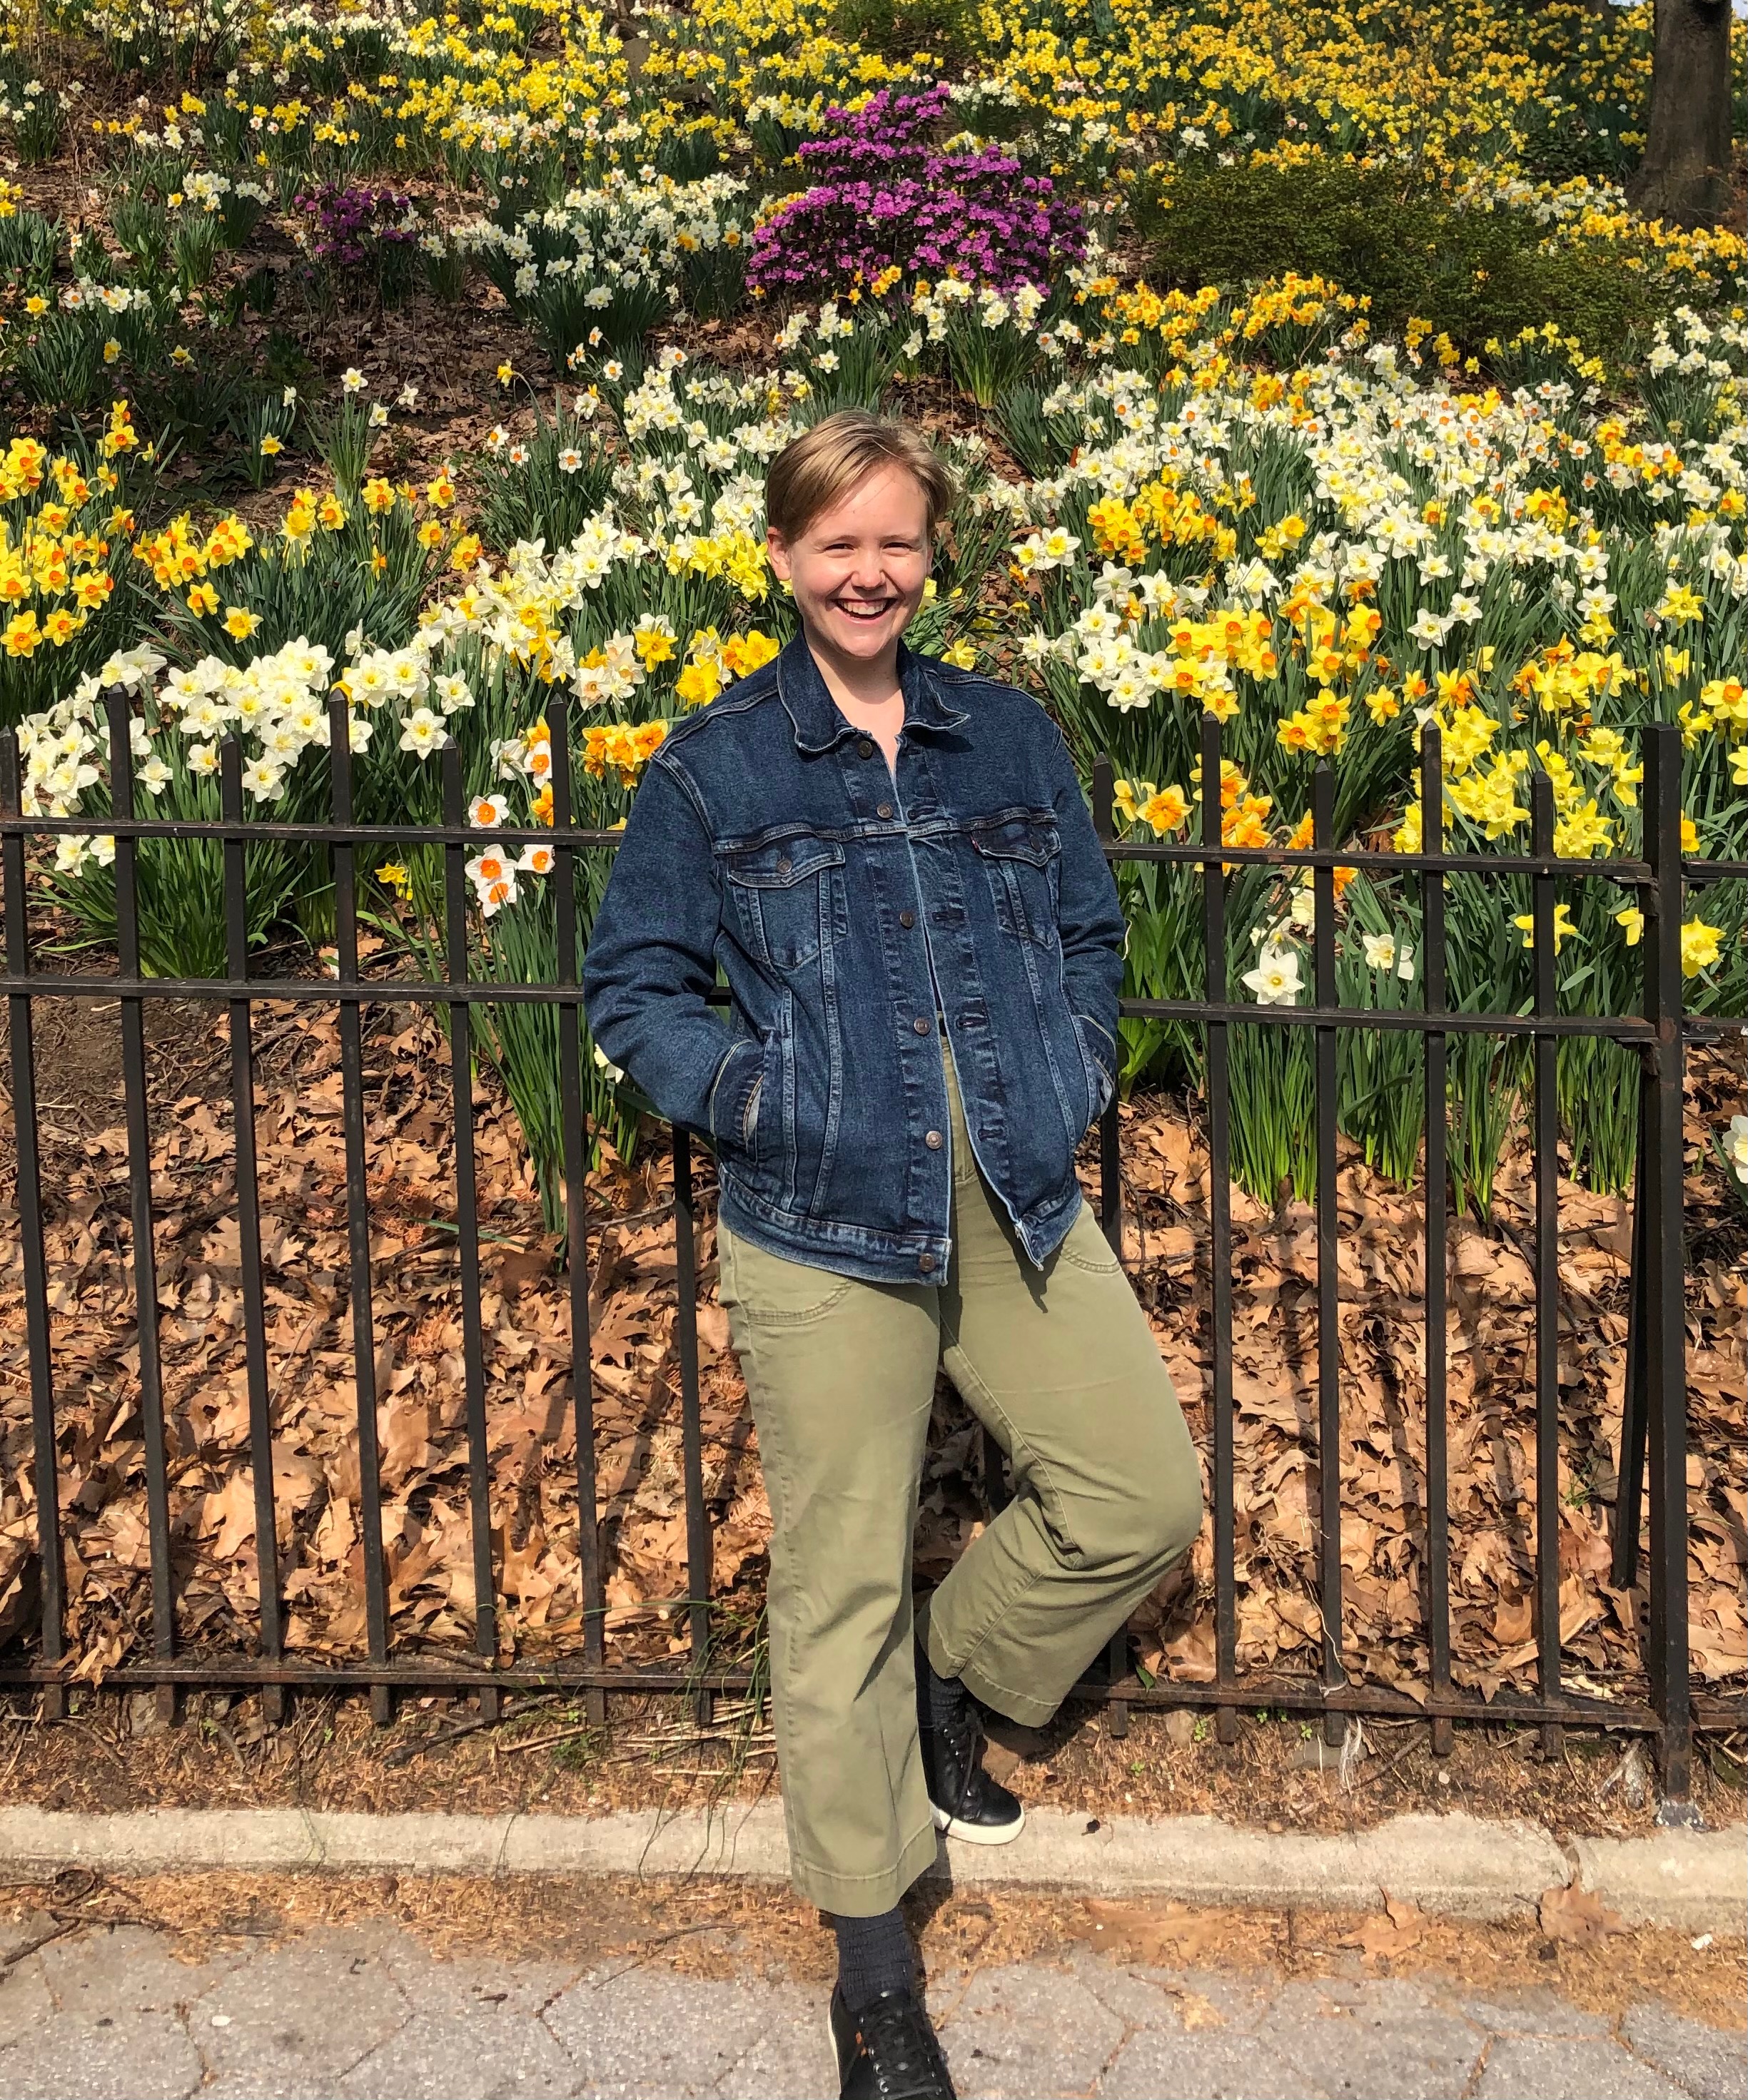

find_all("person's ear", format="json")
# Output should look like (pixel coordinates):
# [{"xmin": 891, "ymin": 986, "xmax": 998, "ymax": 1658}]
[{"xmin": 766, "ymin": 526, "xmax": 792, "ymax": 582}]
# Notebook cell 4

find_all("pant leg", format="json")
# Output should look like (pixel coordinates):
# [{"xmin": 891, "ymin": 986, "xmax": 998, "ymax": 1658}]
[
  {"xmin": 716, "ymin": 1220, "xmax": 943, "ymax": 1915},
  {"xmin": 919, "ymin": 1057, "xmax": 1205, "ymax": 1727}
]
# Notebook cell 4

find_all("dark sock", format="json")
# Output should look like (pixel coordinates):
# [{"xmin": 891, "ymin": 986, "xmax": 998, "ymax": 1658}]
[
  {"xmin": 917, "ymin": 1638, "xmax": 971, "ymax": 1734},
  {"xmin": 831, "ymin": 1907, "xmax": 915, "ymax": 2012}
]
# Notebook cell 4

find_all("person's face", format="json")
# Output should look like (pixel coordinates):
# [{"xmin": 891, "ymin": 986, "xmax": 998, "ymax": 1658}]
[{"xmin": 766, "ymin": 463, "xmax": 932, "ymax": 667}]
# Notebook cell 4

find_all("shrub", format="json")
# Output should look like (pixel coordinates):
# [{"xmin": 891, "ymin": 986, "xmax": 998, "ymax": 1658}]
[
  {"xmin": 829, "ymin": 0, "xmax": 976, "ymax": 68},
  {"xmin": 1137, "ymin": 161, "xmax": 1663, "ymax": 371},
  {"xmin": 748, "ymin": 82, "xmax": 1083, "ymax": 302},
  {"xmin": 293, "ymin": 182, "xmax": 421, "ymax": 309}
]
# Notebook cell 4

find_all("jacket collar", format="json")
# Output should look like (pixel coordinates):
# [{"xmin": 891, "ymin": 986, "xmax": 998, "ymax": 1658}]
[{"xmin": 774, "ymin": 630, "xmax": 971, "ymax": 756}]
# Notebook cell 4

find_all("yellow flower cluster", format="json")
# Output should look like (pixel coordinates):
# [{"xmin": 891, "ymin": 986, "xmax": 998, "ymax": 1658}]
[
  {"xmin": 1511, "ymin": 639, "xmax": 1624, "ymax": 722},
  {"xmin": 1113, "ymin": 778, "xmax": 1190, "ymax": 836},
  {"xmin": 282, "ymin": 487, "xmax": 354, "ymax": 543},
  {"xmin": 674, "ymin": 627, "xmax": 782, "ymax": 707},
  {"xmin": 137, "ymin": 513, "xmax": 255, "ymax": 604},
  {"xmin": 654, "ymin": 528, "xmax": 771, "ymax": 602},
  {"xmin": 581, "ymin": 719, "xmax": 669, "ymax": 789},
  {"xmin": 1083, "ymin": 481, "xmax": 1238, "ymax": 576},
  {"xmin": 0, "ymin": 435, "xmax": 128, "ymax": 660}
]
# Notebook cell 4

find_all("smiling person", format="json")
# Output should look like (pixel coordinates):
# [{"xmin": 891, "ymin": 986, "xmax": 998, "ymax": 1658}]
[{"xmin": 583, "ymin": 412, "xmax": 1202, "ymax": 2100}]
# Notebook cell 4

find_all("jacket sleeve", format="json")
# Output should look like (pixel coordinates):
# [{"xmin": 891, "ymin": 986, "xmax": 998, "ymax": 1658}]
[
  {"xmin": 1043, "ymin": 720, "xmax": 1126, "ymax": 1055},
  {"xmin": 582, "ymin": 754, "xmax": 749, "ymax": 1140}
]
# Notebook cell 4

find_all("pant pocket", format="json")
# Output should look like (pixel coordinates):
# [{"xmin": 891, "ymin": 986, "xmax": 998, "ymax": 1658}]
[
  {"xmin": 717, "ymin": 1221, "xmax": 855, "ymax": 1327},
  {"xmin": 1053, "ymin": 1204, "xmax": 1122, "ymax": 1274}
]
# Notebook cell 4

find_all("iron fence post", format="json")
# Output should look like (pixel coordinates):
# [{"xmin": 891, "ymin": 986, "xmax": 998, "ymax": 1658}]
[
  {"xmin": 1419, "ymin": 727, "xmax": 1453, "ymax": 1760},
  {"xmin": 1091, "ymin": 754, "xmax": 1129, "ymax": 1738},
  {"xmin": 328, "ymin": 697, "xmax": 393, "ymax": 1728},
  {"xmin": 221, "ymin": 738, "xmax": 284, "ymax": 1727},
  {"xmin": 106, "ymin": 690, "xmax": 176, "ymax": 1728},
  {"xmin": 1529, "ymin": 771, "xmax": 1562, "ymax": 1762},
  {"xmin": 548, "ymin": 699, "xmax": 607, "ymax": 1728},
  {"xmin": 1611, "ymin": 1081, "xmax": 1650, "ymax": 1592},
  {"xmin": 0, "ymin": 729, "xmax": 64, "ymax": 1719},
  {"xmin": 1642, "ymin": 724, "xmax": 1692, "ymax": 1811},
  {"xmin": 442, "ymin": 741, "xmax": 500, "ymax": 1723},
  {"xmin": 1310, "ymin": 762, "xmax": 1345, "ymax": 1748},
  {"xmin": 1201, "ymin": 712, "xmax": 1238, "ymax": 1747}
]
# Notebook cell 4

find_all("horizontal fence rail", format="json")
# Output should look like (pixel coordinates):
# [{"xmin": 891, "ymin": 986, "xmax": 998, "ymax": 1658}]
[{"xmin": 1, "ymin": 703, "xmax": 1742, "ymax": 1802}]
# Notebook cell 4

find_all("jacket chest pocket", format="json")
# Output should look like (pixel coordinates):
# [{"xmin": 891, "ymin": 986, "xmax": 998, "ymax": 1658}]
[
  {"xmin": 971, "ymin": 816, "xmax": 1061, "ymax": 948},
  {"xmin": 724, "ymin": 834, "xmax": 847, "ymax": 973}
]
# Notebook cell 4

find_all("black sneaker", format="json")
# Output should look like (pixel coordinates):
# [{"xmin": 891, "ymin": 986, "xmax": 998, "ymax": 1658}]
[
  {"xmin": 828, "ymin": 1984, "xmax": 957, "ymax": 2099},
  {"xmin": 916, "ymin": 1646, "xmax": 1024, "ymax": 1845}
]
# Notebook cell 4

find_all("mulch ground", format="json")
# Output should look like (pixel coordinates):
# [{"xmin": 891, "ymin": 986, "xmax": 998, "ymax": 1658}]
[{"xmin": 1, "ymin": 1680, "xmax": 1742, "ymax": 1843}]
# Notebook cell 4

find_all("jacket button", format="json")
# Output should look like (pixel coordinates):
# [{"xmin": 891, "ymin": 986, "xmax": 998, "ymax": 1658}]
[
  {"xmin": 924, "ymin": 1130, "xmax": 944, "ymax": 1150},
  {"xmin": 775, "ymin": 856, "xmax": 792, "ymax": 876},
  {"xmin": 899, "ymin": 909, "xmax": 916, "ymax": 928},
  {"xmin": 918, "ymin": 1252, "xmax": 937, "ymax": 1274},
  {"xmin": 857, "ymin": 738, "xmax": 874, "ymax": 758},
  {"xmin": 912, "ymin": 1015, "xmax": 931, "ymax": 1035},
  {"xmin": 876, "ymin": 801, "xmax": 894, "ymax": 820}
]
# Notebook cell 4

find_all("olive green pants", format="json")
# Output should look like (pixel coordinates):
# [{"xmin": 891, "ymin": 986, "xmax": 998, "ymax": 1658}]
[{"xmin": 716, "ymin": 1047, "xmax": 1203, "ymax": 1916}]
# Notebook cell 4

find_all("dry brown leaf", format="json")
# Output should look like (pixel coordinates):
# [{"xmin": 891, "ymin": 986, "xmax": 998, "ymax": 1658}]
[
  {"xmin": 1340, "ymin": 1894, "xmax": 1425, "ymax": 1962},
  {"xmin": 1079, "ymin": 1898, "xmax": 1223, "ymax": 1965},
  {"xmin": 1537, "ymin": 1881, "xmax": 1627, "ymax": 1947}
]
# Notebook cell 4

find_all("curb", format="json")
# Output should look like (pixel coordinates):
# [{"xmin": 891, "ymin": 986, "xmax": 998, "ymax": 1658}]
[{"xmin": 1, "ymin": 1806, "xmax": 1741, "ymax": 1933}]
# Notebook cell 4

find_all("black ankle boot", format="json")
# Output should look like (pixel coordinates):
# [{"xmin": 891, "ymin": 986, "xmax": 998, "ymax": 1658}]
[
  {"xmin": 915, "ymin": 1641, "xmax": 1024, "ymax": 1845},
  {"xmin": 829, "ymin": 1983, "xmax": 957, "ymax": 2099}
]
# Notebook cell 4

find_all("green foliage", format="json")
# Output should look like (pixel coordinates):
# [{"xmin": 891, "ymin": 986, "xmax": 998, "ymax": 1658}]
[
  {"xmin": 995, "ymin": 384, "xmax": 1081, "ymax": 479},
  {"xmin": 1138, "ymin": 161, "xmax": 1665, "ymax": 372},
  {"xmin": 465, "ymin": 393, "xmax": 615, "ymax": 552},
  {"xmin": 0, "ymin": 208, "xmax": 61, "ymax": 291},
  {"xmin": 829, "ymin": 0, "xmax": 976, "ymax": 66}
]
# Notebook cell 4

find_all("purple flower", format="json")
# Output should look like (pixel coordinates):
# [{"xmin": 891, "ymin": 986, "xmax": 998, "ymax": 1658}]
[
  {"xmin": 747, "ymin": 82, "xmax": 1083, "ymax": 301},
  {"xmin": 296, "ymin": 183, "xmax": 417, "ymax": 270}
]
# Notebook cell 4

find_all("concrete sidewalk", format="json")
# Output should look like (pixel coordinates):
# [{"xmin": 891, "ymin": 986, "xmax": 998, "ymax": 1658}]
[
  {"xmin": 1, "ymin": 1805, "xmax": 1742, "ymax": 1935},
  {"xmin": 0, "ymin": 1909, "xmax": 1741, "ymax": 2100}
]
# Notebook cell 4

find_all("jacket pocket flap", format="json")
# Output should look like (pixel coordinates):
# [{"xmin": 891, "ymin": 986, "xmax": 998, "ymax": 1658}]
[
  {"xmin": 971, "ymin": 816, "xmax": 1061, "ymax": 867},
  {"xmin": 724, "ymin": 835, "xmax": 846, "ymax": 888}
]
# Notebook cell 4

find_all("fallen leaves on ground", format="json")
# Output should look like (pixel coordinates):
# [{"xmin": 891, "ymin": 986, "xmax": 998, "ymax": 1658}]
[{"xmin": 0, "ymin": 997, "xmax": 1742, "ymax": 1710}]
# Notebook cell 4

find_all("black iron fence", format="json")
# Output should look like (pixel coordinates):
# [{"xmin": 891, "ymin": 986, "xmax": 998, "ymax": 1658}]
[{"xmin": 1, "ymin": 700, "xmax": 1742, "ymax": 1802}]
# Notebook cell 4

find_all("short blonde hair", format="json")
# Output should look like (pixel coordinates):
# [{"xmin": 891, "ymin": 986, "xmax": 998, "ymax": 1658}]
[{"xmin": 765, "ymin": 410, "xmax": 958, "ymax": 545}]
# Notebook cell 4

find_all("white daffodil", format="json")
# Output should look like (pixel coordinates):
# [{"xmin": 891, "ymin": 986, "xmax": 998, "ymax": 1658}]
[
  {"xmin": 398, "ymin": 707, "xmax": 447, "ymax": 756},
  {"xmin": 1242, "ymin": 945, "xmax": 1303, "ymax": 1006}
]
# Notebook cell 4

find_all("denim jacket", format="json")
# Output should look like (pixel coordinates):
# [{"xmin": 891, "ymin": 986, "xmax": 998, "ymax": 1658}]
[{"xmin": 582, "ymin": 633, "xmax": 1125, "ymax": 1284}]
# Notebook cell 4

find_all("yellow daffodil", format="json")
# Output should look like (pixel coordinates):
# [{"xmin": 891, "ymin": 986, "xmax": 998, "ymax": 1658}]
[
  {"xmin": 1679, "ymin": 919, "xmax": 1723, "ymax": 975},
  {"xmin": 1513, "ymin": 904, "xmax": 1577, "ymax": 953}
]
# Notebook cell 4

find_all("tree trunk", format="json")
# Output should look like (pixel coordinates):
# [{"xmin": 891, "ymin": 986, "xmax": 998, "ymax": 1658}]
[{"xmin": 1627, "ymin": 0, "xmax": 1734, "ymax": 228}]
